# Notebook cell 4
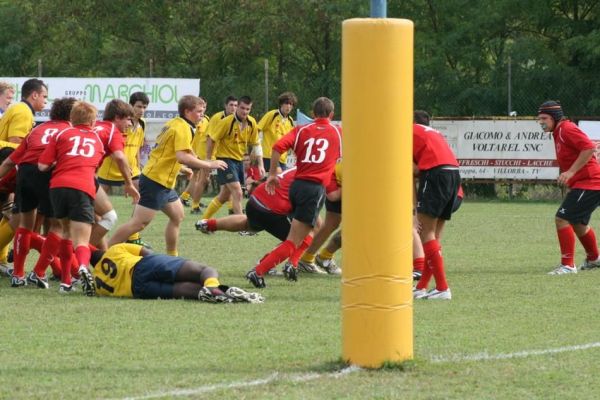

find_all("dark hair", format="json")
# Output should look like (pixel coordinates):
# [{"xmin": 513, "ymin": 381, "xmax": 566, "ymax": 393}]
[
  {"xmin": 224, "ymin": 95, "xmax": 238, "ymax": 105},
  {"xmin": 312, "ymin": 97, "xmax": 334, "ymax": 118},
  {"xmin": 90, "ymin": 250, "xmax": 106, "ymax": 267},
  {"xmin": 104, "ymin": 99, "xmax": 134, "ymax": 121},
  {"xmin": 278, "ymin": 91, "xmax": 297, "ymax": 107},
  {"xmin": 21, "ymin": 78, "xmax": 47, "ymax": 100},
  {"xmin": 129, "ymin": 91, "xmax": 149, "ymax": 106},
  {"xmin": 49, "ymin": 97, "xmax": 77, "ymax": 121},
  {"xmin": 414, "ymin": 110, "xmax": 431, "ymax": 126},
  {"xmin": 239, "ymin": 95, "xmax": 252, "ymax": 105}
]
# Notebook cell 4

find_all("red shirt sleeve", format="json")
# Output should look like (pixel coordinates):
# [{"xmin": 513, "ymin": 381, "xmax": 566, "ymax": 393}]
[
  {"xmin": 8, "ymin": 141, "xmax": 27, "ymax": 164},
  {"xmin": 38, "ymin": 136, "xmax": 57, "ymax": 166},
  {"xmin": 273, "ymin": 128, "xmax": 297, "ymax": 154},
  {"xmin": 565, "ymin": 124, "xmax": 595, "ymax": 151}
]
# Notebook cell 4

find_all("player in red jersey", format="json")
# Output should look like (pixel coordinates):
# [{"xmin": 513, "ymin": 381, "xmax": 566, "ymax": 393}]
[
  {"xmin": 91, "ymin": 100, "xmax": 140, "ymax": 250},
  {"xmin": 0, "ymin": 98, "xmax": 77, "ymax": 287},
  {"xmin": 39, "ymin": 101, "xmax": 106, "ymax": 294},
  {"xmin": 246, "ymin": 97, "xmax": 342, "ymax": 288},
  {"xmin": 412, "ymin": 110, "xmax": 460, "ymax": 300},
  {"xmin": 537, "ymin": 101, "xmax": 600, "ymax": 275}
]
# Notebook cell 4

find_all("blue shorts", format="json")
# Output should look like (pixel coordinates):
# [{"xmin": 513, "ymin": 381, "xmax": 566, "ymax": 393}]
[
  {"xmin": 263, "ymin": 157, "xmax": 287, "ymax": 172},
  {"xmin": 97, "ymin": 176, "xmax": 140, "ymax": 187},
  {"xmin": 216, "ymin": 158, "xmax": 245, "ymax": 185},
  {"xmin": 138, "ymin": 174, "xmax": 179, "ymax": 210},
  {"xmin": 131, "ymin": 254, "xmax": 186, "ymax": 299}
]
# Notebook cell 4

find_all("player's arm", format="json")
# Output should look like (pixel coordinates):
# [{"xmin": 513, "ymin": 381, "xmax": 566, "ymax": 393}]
[
  {"xmin": 558, "ymin": 148, "xmax": 595, "ymax": 185},
  {"xmin": 110, "ymin": 150, "xmax": 140, "ymax": 203},
  {"xmin": 0, "ymin": 157, "xmax": 15, "ymax": 179},
  {"xmin": 38, "ymin": 138, "xmax": 57, "ymax": 171},
  {"xmin": 176, "ymin": 150, "xmax": 227, "ymax": 170}
]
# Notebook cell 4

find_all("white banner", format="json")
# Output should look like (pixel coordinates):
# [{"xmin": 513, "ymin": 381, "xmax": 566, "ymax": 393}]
[
  {"xmin": 431, "ymin": 119, "xmax": 559, "ymax": 180},
  {"xmin": 1, "ymin": 77, "xmax": 200, "ymax": 121}
]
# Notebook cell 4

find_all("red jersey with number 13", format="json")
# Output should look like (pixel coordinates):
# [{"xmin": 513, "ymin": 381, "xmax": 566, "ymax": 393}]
[
  {"xmin": 38, "ymin": 125, "xmax": 105, "ymax": 198},
  {"xmin": 273, "ymin": 118, "xmax": 342, "ymax": 186},
  {"xmin": 10, "ymin": 120, "xmax": 71, "ymax": 165},
  {"xmin": 413, "ymin": 123, "xmax": 459, "ymax": 170}
]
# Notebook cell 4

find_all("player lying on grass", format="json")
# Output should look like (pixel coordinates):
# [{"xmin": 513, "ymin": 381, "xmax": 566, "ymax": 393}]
[{"xmin": 90, "ymin": 243, "xmax": 264, "ymax": 303}]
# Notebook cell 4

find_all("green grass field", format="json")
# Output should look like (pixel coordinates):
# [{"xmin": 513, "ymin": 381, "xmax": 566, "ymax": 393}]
[{"xmin": 2, "ymin": 197, "xmax": 600, "ymax": 399}]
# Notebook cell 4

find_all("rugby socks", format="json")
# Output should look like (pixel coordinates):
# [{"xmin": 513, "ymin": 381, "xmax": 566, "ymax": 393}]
[
  {"xmin": 203, "ymin": 277, "xmax": 220, "ymax": 288},
  {"xmin": 0, "ymin": 217, "xmax": 14, "ymax": 262},
  {"xmin": 128, "ymin": 232, "xmax": 141, "ymax": 241},
  {"xmin": 318, "ymin": 247, "xmax": 335, "ymax": 261},
  {"xmin": 59, "ymin": 239, "xmax": 74, "ymax": 285},
  {"xmin": 578, "ymin": 227, "xmax": 599, "ymax": 261},
  {"xmin": 12, "ymin": 228, "xmax": 32, "ymax": 278},
  {"xmin": 74, "ymin": 245, "xmax": 91, "ymax": 269},
  {"xmin": 289, "ymin": 236, "xmax": 313, "ymax": 266},
  {"xmin": 413, "ymin": 257, "xmax": 425, "ymax": 273},
  {"xmin": 206, "ymin": 218, "xmax": 217, "ymax": 232},
  {"xmin": 30, "ymin": 232, "xmax": 45, "ymax": 253},
  {"xmin": 167, "ymin": 249, "xmax": 178, "ymax": 256},
  {"xmin": 424, "ymin": 239, "xmax": 448, "ymax": 291},
  {"xmin": 33, "ymin": 232, "xmax": 62, "ymax": 277},
  {"xmin": 180, "ymin": 191, "xmax": 191, "ymax": 201},
  {"xmin": 415, "ymin": 264, "xmax": 433, "ymax": 291},
  {"xmin": 202, "ymin": 198, "xmax": 223, "ymax": 219},
  {"xmin": 255, "ymin": 240, "xmax": 296, "ymax": 276},
  {"xmin": 557, "ymin": 225, "xmax": 575, "ymax": 266},
  {"xmin": 300, "ymin": 251, "xmax": 316, "ymax": 264}
]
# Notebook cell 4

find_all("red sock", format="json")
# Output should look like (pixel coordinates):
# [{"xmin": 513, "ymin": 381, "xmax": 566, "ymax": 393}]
[
  {"xmin": 557, "ymin": 225, "xmax": 575, "ymax": 266},
  {"xmin": 12, "ymin": 228, "xmax": 32, "ymax": 278},
  {"xmin": 33, "ymin": 232, "xmax": 61, "ymax": 277},
  {"xmin": 288, "ymin": 236, "xmax": 313, "ymax": 266},
  {"xmin": 30, "ymin": 232, "xmax": 45, "ymax": 252},
  {"xmin": 71, "ymin": 254, "xmax": 80, "ymax": 279},
  {"xmin": 413, "ymin": 257, "xmax": 425, "ymax": 272},
  {"xmin": 255, "ymin": 240, "xmax": 296, "ymax": 276},
  {"xmin": 578, "ymin": 228, "xmax": 599, "ymax": 261},
  {"xmin": 415, "ymin": 264, "xmax": 433, "ymax": 290},
  {"xmin": 423, "ymin": 239, "xmax": 448, "ymax": 291},
  {"xmin": 207, "ymin": 219, "xmax": 217, "ymax": 232},
  {"xmin": 74, "ymin": 245, "xmax": 91, "ymax": 268},
  {"xmin": 59, "ymin": 239, "xmax": 73, "ymax": 285}
]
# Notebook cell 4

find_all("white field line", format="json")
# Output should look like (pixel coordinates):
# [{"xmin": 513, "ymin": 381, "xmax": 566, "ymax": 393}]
[
  {"xmin": 116, "ymin": 342, "xmax": 600, "ymax": 400},
  {"xmin": 115, "ymin": 366, "xmax": 361, "ymax": 400},
  {"xmin": 430, "ymin": 341, "xmax": 600, "ymax": 363}
]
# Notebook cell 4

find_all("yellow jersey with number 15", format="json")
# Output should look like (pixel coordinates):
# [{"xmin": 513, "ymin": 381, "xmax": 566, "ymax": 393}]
[
  {"xmin": 92, "ymin": 243, "xmax": 144, "ymax": 298},
  {"xmin": 142, "ymin": 116, "xmax": 194, "ymax": 189}
]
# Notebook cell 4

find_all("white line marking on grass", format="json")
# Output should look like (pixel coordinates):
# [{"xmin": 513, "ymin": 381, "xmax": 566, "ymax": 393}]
[
  {"xmin": 115, "ymin": 366, "xmax": 361, "ymax": 400},
  {"xmin": 430, "ymin": 342, "xmax": 600, "ymax": 363}
]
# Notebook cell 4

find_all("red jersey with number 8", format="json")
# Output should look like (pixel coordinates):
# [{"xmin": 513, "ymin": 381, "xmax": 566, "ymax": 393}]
[
  {"xmin": 273, "ymin": 118, "xmax": 342, "ymax": 186},
  {"xmin": 38, "ymin": 125, "xmax": 105, "ymax": 198},
  {"xmin": 10, "ymin": 120, "xmax": 71, "ymax": 165}
]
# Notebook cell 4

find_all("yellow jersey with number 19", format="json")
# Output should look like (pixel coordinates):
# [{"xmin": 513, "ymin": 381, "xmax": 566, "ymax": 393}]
[
  {"xmin": 92, "ymin": 243, "xmax": 144, "ymax": 298},
  {"xmin": 142, "ymin": 116, "xmax": 194, "ymax": 189}
]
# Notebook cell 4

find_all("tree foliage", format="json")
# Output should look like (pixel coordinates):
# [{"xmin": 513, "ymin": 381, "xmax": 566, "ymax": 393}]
[{"xmin": 1, "ymin": 0, "xmax": 600, "ymax": 117}]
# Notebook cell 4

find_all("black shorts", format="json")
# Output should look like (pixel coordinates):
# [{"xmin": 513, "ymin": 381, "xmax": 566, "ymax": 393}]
[
  {"xmin": 417, "ymin": 167, "xmax": 460, "ymax": 220},
  {"xmin": 49, "ymin": 187, "xmax": 95, "ymax": 223},
  {"xmin": 246, "ymin": 197, "xmax": 291, "ymax": 241},
  {"xmin": 289, "ymin": 179, "xmax": 326, "ymax": 227},
  {"xmin": 97, "ymin": 176, "xmax": 140, "ymax": 187},
  {"xmin": 325, "ymin": 198, "xmax": 342, "ymax": 214},
  {"xmin": 452, "ymin": 196, "xmax": 463, "ymax": 214},
  {"xmin": 15, "ymin": 164, "xmax": 53, "ymax": 217},
  {"xmin": 216, "ymin": 158, "xmax": 245, "ymax": 185},
  {"xmin": 556, "ymin": 189, "xmax": 600, "ymax": 225},
  {"xmin": 263, "ymin": 157, "xmax": 287, "ymax": 172}
]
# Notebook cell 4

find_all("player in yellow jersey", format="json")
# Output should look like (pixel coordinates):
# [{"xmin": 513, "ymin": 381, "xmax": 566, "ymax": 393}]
[
  {"xmin": 180, "ymin": 96, "xmax": 211, "ymax": 214},
  {"xmin": 108, "ymin": 96, "xmax": 227, "ymax": 255},
  {"xmin": 97, "ymin": 92, "xmax": 149, "ymax": 193},
  {"xmin": 90, "ymin": 243, "xmax": 263, "ymax": 302},
  {"xmin": 201, "ymin": 96, "xmax": 264, "ymax": 218},
  {"xmin": 0, "ymin": 79, "xmax": 48, "ymax": 269},
  {"xmin": 258, "ymin": 92, "xmax": 297, "ymax": 171}
]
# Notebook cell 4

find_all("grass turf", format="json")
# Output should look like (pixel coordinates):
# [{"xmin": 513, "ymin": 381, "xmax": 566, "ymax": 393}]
[{"xmin": 2, "ymin": 198, "xmax": 600, "ymax": 399}]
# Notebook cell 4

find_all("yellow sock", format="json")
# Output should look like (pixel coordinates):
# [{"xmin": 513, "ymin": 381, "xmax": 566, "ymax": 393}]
[
  {"xmin": 203, "ymin": 277, "xmax": 220, "ymax": 288},
  {"xmin": 166, "ymin": 249, "xmax": 178, "ymax": 256},
  {"xmin": 181, "ymin": 191, "xmax": 191, "ymax": 201},
  {"xmin": 202, "ymin": 198, "xmax": 223, "ymax": 219},
  {"xmin": 301, "ymin": 251, "xmax": 316, "ymax": 264},
  {"xmin": 0, "ymin": 218, "xmax": 14, "ymax": 262},
  {"xmin": 192, "ymin": 201, "xmax": 200, "ymax": 209},
  {"xmin": 319, "ymin": 248, "xmax": 334, "ymax": 260},
  {"xmin": 128, "ymin": 232, "xmax": 141, "ymax": 241}
]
